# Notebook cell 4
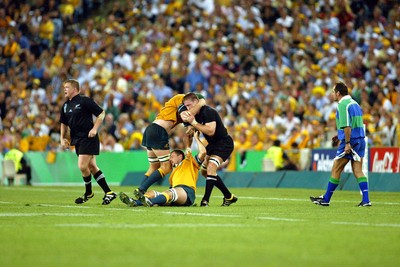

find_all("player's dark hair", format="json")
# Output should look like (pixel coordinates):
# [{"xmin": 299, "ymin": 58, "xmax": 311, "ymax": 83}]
[
  {"xmin": 182, "ymin": 92, "xmax": 199, "ymax": 102},
  {"xmin": 334, "ymin": 82, "xmax": 348, "ymax": 96},
  {"xmin": 171, "ymin": 149, "xmax": 185, "ymax": 160},
  {"xmin": 64, "ymin": 79, "xmax": 80, "ymax": 92}
]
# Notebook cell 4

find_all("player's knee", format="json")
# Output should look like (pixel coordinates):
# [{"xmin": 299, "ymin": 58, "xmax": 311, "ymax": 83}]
[
  {"xmin": 169, "ymin": 188, "xmax": 179, "ymax": 202},
  {"xmin": 160, "ymin": 162, "xmax": 172, "ymax": 174},
  {"xmin": 148, "ymin": 157, "xmax": 160, "ymax": 171},
  {"xmin": 207, "ymin": 157, "xmax": 221, "ymax": 175},
  {"xmin": 88, "ymin": 165, "xmax": 98, "ymax": 174},
  {"xmin": 78, "ymin": 163, "xmax": 88, "ymax": 173}
]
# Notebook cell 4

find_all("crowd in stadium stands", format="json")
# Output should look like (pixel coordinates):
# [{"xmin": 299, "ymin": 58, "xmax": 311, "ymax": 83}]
[{"xmin": 0, "ymin": 0, "xmax": 399, "ymax": 171}]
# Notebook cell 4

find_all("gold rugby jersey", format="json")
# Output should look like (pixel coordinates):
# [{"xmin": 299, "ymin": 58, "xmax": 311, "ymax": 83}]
[
  {"xmin": 156, "ymin": 94, "xmax": 185, "ymax": 125},
  {"xmin": 169, "ymin": 152, "xmax": 200, "ymax": 191}
]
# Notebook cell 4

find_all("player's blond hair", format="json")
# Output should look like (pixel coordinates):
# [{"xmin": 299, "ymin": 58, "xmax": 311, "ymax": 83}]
[{"xmin": 63, "ymin": 79, "xmax": 80, "ymax": 92}]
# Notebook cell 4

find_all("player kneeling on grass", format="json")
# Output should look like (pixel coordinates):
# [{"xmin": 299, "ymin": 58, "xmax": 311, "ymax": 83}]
[{"xmin": 119, "ymin": 131, "xmax": 206, "ymax": 207}]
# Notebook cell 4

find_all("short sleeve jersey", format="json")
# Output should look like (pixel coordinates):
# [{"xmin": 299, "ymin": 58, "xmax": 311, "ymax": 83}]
[
  {"xmin": 156, "ymin": 94, "xmax": 185, "ymax": 125},
  {"xmin": 60, "ymin": 94, "xmax": 103, "ymax": 141},
  {"xmin": 195, "ymin": 106, "xmax": 229, "ymax": 144},
  {"xmin": 336, "ymin": 95, "xmax": 365, "ymax": 140},
  {"xmin": 156, "ymin": 93, "xmax": 205, "ymax": 126},
  {"xmin": 169, "ymin": 152, "xmax": 200, "ymax": 191}
]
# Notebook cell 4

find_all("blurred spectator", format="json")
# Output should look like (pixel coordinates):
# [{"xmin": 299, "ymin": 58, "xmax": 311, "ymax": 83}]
[
  {"xmin": 185, "ymin": 58, "xmax": 208, "ymax": 92},
  {"xmin": 4, "ymin": 140, "xmax": 32, "ymax": 185},
  {"xmin": 101, "ymin": 133, "xmax": 124, "ymax": 152},
  {"xmin": 234, "ymin": 132, "xmax": 251, "ymax": 168},
  {"xmin": 281, "ymin": 153, "xmax": 299, "ymax": 171},
  {"xmin": 264, "ymin": 139, "xmax": 284, "ymax": 170},
  {"xmin": 38, "ymin": 13, "xmax": 55, "ymax": 51},
  {"xmin": 30, "ymin": 78, "xmax": 46, "ymax": 103},
  {"xmin": 381, "ymin": 115, "xmax": 397, "ymax": 147},
  {"xmin": 152, "ymin": 76, "xmax": 173, "ymax": 104}
]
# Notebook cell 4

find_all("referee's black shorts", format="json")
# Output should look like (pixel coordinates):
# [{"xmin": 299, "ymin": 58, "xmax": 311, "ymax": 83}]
[
  {"xmin": 206, "ymin": 135, "xmax": 234, "ymax": 162},
  {"xmin": 141, "ymin": 123, "xmax": 170, "ymax": 150},
  {"xmin": 74, "ymin": 137, "xmax": 100, "ymax": 156}
]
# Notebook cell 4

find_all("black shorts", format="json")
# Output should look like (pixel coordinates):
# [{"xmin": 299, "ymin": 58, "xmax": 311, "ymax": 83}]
[
  {"xmin": 74, "ymin": 137, "xmax": 100, "ymax": 156},
  {"xmin": 141, "ymin": 123, "xmax": 170, "ymax": 150},
  {"xmin": 206, "ymin": 135, "xmax": 234, "ymax": 162}
]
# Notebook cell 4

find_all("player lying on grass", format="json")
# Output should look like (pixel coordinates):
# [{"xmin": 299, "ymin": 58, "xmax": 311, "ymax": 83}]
[{"xmin": 119, "ymin": 131, "xmax": 206, "ymax": 207}]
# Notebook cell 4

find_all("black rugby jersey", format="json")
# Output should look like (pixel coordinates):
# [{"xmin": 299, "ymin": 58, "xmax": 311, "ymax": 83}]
[
  {"xmin": 60, "ymin": 94, "xmax": 103, "ymax": 142},
  {"xmin": 195, "ymin": 106, "xmax": 229, "ymax": 144}
]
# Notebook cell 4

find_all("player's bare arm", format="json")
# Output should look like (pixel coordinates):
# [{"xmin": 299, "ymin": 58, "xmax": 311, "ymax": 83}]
[
  {"xmin": 60, "ymin": 123, "xmax": 70, "ymax": 149},
  {"xmin": 89, "ymin": 110, "xmax": 105, "ymax": 138},
  {"xmin": 183, "ymin": 128, "xmax": 194, "ymax": 154},
  {"xmin": 184, "ymin": 112, "xmax": 216, "ymax": 136},
  {"xmin": 343, "ymin": 126, "xmax": 352, "ymax": 154},
  {"xmin": 194, "ymin": 131, "xmax": 207, "ymax": 162}
]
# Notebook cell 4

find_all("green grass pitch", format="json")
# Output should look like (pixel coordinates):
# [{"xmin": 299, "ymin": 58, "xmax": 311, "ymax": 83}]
[{"xmin": 1, "ymin": 185, "xmax": 399, "ymax": 267}]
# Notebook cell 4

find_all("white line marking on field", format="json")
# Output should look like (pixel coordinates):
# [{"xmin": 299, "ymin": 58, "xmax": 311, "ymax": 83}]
[
  {"xmin": 55, "ymin": 223, "xmax": 249, "ymax": 229},
  {"xmin": 0, "ymin": 213, "xmax": 102, "ymax": 217},
  {"xmin": 331, "ymin": 222, "xmax": 400, "ymax": 228},
  {"xmin": 1, "ymin": 187, "xmax": 83, "ymax": 193},
  {"xmin": 243, "ymin": 197, "xmax": 302, "ymax": 201},
  {"xmin": 3, "ymin": 188, "xmax": 400, "ymax": 205},
  {"xmin": 257, "ymin": 217, "xmax": 306, "ymax": 222},
  {"xmin": 161, "ymin": 211, "xmax": 241, "ymax": 217},
  {"xmin": 108, "ymin": 208, "xmax": 146, "ymax": 211},
  {"xmin": 37, "ymin": 204, "xmax": 145, "ymax": 212},
  {"xmin": 378, "ymin": 202, "xmax": 400, "ymax": 205},
  {"xmin": 38, "ymin": 204, "xmax": 91, "ymax": 209}
]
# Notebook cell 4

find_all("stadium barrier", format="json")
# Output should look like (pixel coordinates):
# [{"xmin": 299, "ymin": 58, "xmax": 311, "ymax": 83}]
[{"xmin": 12, "ymin": 151, "xmax": 399, "ymax": 192}]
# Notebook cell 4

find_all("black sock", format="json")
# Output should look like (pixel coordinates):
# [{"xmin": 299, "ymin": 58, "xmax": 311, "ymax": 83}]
[
  {"xmin": 215, "ymin": 175, "xmax": 232, "ymax": 199},
  {"xmin": 83, "ymin": 175, "xmax": 92, "ymax": 195},
  {"xmin": 94, "ymin": 170, "xmax": 111, "ymax": 193},
  {"xmin": 202, "ymin": 175, "xmax": 218, "ymax": 202}
]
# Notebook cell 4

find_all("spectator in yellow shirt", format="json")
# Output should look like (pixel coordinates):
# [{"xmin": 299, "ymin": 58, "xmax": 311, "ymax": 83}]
[{"xmin": 38, "ymin": 13, "xmax": 55, "ymax": 49}]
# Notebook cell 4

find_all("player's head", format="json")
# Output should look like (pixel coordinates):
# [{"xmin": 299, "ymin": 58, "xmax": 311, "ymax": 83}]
[
  {"xmin": 63, "ymin": 79, "xmax": 80, "ymax": 99},
  {"xmin": 182, "ymin": 92, "xmax": 199, "ymax": 111},
  {"xmin": 170, "ymin": 149, "xmax": 185, "ymax": 167},
  {"xmin": 332, "ymin": 82, "xmax": 348, "ymax": 99}
]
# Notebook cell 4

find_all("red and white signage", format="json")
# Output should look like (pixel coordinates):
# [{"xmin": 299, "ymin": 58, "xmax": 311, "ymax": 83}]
[{"xmin": 369, "ymin": 148, "xmax": 400, "ymax": 173}]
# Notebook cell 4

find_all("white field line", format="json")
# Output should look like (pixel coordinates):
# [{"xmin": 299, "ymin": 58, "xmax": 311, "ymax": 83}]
[
  {"xmin": 2, "ymin": 187, "xmax": 399, "ymax": 205},
  {"xmin": 1, "ymin": 202, "xmax": 400, "ymax": 228},
  {"xmin": 36, "ymin": 204, "xmax": 141, "ymax": 212},
  {"xmin": 161, "ymin": 211, "xmax": 241, "ymax": 217},
  {"xmin": 256, "ymin": 217, "xmax": 306, "ymax": 222},
  {"xmin": 37, "ymin": 204, "xmax": 91, "ymax": 209},
  {"xmin": 1, "ymin": 187, "xmax": 84, "ymax": 193},
  {"xmin": 0, "ymin": 213, "xmax": 102, "ymax": 217},
  {"xmin": 331, "ymin": 222, "xmax": 400, "ymax": 228},
  {"xmin": 1, "ymin": 197, "xmax": 399, "ymax": 207},
  {"xmin": 55, "ymin": 223, "xmax": 250, "ymax": 229}
]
